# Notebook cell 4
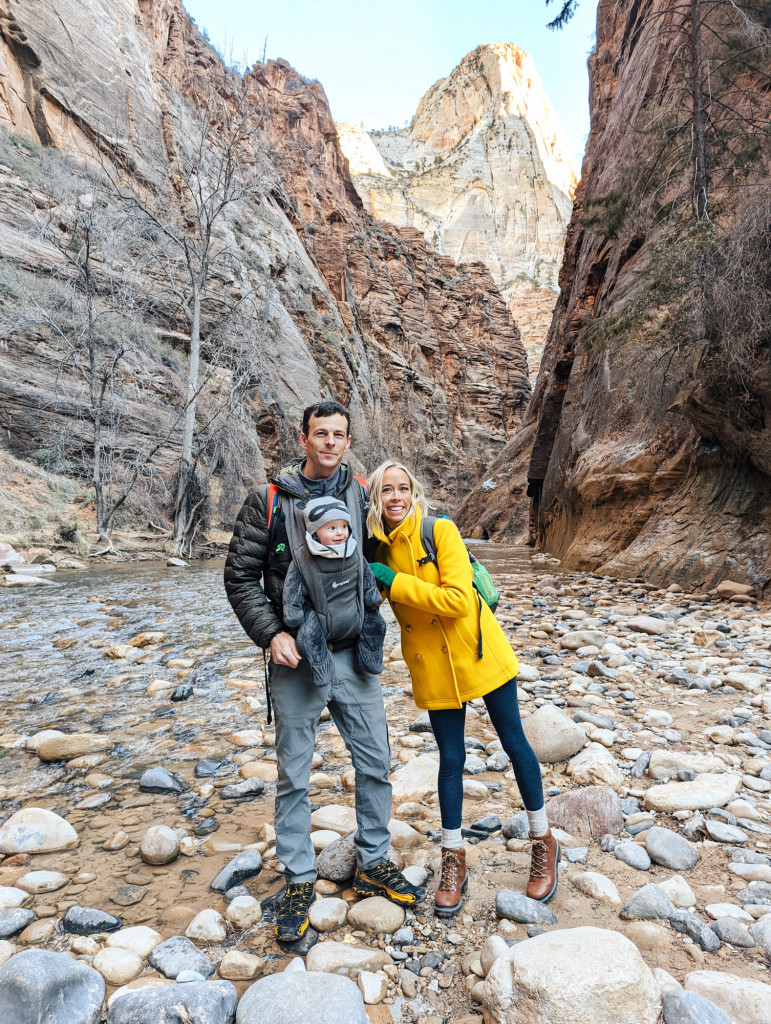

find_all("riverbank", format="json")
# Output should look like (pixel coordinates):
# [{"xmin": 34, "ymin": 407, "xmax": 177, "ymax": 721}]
[{"xmin": 1, "ymin": 554, "xmax": 770, "ymax": 1023}]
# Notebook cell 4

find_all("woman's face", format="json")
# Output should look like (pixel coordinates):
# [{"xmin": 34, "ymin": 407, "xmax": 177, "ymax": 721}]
[{"xmin": 381, "ymin": 467, "xmax": 413, "ymax": 528}]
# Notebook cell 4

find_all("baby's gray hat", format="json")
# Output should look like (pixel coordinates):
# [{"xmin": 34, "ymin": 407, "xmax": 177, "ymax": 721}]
[{"xmin": 303, "ymin": 495, "xmax": 352, "ymax": 536}]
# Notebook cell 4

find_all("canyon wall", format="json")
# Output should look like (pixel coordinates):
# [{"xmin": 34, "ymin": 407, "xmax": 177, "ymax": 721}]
[
  {"xmin": 337, "ymin": 43, "xmax": 577, "ymax": 374},
  {"xmin": 0, "ymin": 0, "xmax": 530, "ymax": 527},
  {"xmin": 457, "ymin": 0, "xmax": 771, "ymax": 594}
]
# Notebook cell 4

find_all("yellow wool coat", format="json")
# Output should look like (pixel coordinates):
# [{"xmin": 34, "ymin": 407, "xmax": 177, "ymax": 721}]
[{"xmin": 373, "ymin": 507, "xmax": 519, "ymax": 710}]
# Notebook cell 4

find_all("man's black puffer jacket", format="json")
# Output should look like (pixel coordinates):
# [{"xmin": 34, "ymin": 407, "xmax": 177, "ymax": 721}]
[{"xmin": 224, "ymin": 463, "xmax": 367, "ymax": 650}]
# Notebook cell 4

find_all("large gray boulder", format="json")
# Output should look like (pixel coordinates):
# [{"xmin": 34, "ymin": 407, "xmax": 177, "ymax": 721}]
[
  {"xmin": 107, "ymin": 980, "xmax": 236, "ymax": 1023},
  {"xmin": 0, "ymin": 949, "xmax": 105, "ymax": 1024},
  {"xmin": 483, "ymin": 927, "xmax": 661, "ymax": 1024},
  {"xmin": 236, "ymin": 971, "xmax": 368, "ymax": 1024}
]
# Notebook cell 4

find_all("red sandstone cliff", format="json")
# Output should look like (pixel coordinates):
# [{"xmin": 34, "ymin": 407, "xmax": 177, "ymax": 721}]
[
  {"xmin": 457, "ymin": 0, "xmax": 770, "ymax": 593},
  {"xmin": 0, "ymin": 0, "xmax": 529, "ymax": 524}
]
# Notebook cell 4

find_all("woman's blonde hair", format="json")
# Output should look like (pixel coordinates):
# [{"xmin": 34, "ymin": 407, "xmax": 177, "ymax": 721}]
[{"xmin": 366, "ymin": 461, "xmax": 433, "ymax": 537}]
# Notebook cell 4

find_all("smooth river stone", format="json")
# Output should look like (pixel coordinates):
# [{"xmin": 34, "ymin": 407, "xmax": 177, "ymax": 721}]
[
  {"xmin": 643, "ymin": 774, "xmax": 741, "ymax": 812},
  {"xmin": 148, "ymin": 936, "xmax": 214, "ymax": 979},
  {"xmin": 236, "ymin": 971, "xmax": 368, "ymax": 1024},
  {"xmin": 63, "ymin": 907, "xmax": 122, "ymax": 935},
  {"xmin": 0, "ymin": 909, "xmax": 35, "ymax": 939},
  {"xmin": 210, "ymin": 849, "xmax": 263, "ymax": 892},
  {"xmin": 523, "ymin": 705, "xmax": 587, "ymax": 763},
  {"xmin": 106, "ymin": 980, "xmax": 237, "ymax": 1024},
  {"xmin": 0, "ymin": 888, "xmax": 29, "ymax": 910},
  {"xmin": 16, "ymin": 870, "xmax": 69, "ymax": 894},
  {"xmin": 645, "ymin": 827, "xmax": 700, "ymax": 870},
  {"xmin": 0, "ymin": 949, "xmax": 105, "ymax": 1024},
  {"xmin": 35, "ymin": 734, "xmax": 113, "ymax": 761},
  {"xmin": 0, "ymin": 808, "xmax": 79, "ymax": 854},
  {"xmin": 495, "ymin": 889, "xmax": 557, "ymax": 925},
  {"xmin": 305, "ymin": 940, "xmax": 393, "ymax": 975}
]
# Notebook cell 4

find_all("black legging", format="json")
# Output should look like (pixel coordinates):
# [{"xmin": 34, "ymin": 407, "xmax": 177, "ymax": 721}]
[{"xmin": 427, "ymin": 677, "xmax": 544, "ymax": 829}]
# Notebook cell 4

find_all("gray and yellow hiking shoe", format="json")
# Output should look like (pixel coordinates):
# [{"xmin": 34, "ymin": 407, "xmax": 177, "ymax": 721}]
[
  {"xmin": 353, "ymin": 859, "xmax": 424, "ymax": 906},
  {"xmin": 275, "ymin": 881, "xmax": 315, "ymax": 943}
]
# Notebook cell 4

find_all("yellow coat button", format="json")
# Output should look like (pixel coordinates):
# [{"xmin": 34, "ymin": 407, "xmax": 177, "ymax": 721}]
[
  {"xmin": 431, "ymin": 619, "xmax": 438, "ymax": 627},
  {"xmin": 405, "ymin": 625, "xmax": 412, "ymax": 632},
  {"xmin": 441, "ymin": 645, "xmax": 448, "ymax": 653},
  {"xmin": 415, "ymin": 653, "xmax": 422, "ymax": 661}
]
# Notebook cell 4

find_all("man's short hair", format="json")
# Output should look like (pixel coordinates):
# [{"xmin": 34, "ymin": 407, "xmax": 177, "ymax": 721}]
[{"xmin": 301, "ymin": 400, "xmax": 351, "ymax": 436}]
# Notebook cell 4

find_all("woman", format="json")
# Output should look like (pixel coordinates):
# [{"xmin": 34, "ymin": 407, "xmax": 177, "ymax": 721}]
[{"xmin": 367, "ymin": 461, "xmax": 558, "ymax": 916}]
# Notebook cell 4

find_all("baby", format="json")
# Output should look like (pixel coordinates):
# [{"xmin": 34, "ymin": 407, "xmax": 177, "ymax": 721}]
[{"xmin": 282, "ymin": 495, "xmax": 386, "ymax": 687}]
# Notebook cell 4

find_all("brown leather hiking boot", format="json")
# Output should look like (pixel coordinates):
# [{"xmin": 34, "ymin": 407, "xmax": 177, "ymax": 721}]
[
  {"xmin": 527, "ymin": 829, "xmax": 559, "ymax": 902},
  {"xmin": 434, "ymin": 847, "xmax": 467, "ymax": 917}
]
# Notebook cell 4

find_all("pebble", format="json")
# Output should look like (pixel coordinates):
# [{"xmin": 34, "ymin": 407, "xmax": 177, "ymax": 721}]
[
  {"xmin": 148, "ymin": 935, "xmax": 215, "ymax": 979},
  {"xmin": 63, "ymin": 906, "xmax": 122, "ymax": 935},
  {"xmin": 620, "ymin": 884, "xmax": 677, "ymax": 922},
  {"xmin": 522, "ymin": 704, "xmax": 586, "ymax": 762},
  {"xmin": 93, "ymin": 947, "xmax": 143, "ymax": 985},
  {"xmin": 309, "ymin": 897, "xmax": 349, "ymax": 932},
  {"xmin": 305, "ymin": 940, "xmax": 393, "ymax": 975},
  {"xmin": 615, "ymin": 843, "xmax": 652, "ymax": 871},
  {"xmin": 662, "ymin": 990, "xmax": 733, "ymax": 1024},
  {"xmin": 225, "ymin": 895, "xmax": 263, "ymax": 928},
  {"xmin": 570, "ymin": 871, "xmax": 621, "ymax": 905},
  {"xmin": 545, "ymin": 786, "xmax": 624, "ymax": 838},
  {"xmin": 139, "ymin": 825, "xmax": 179, "ymax": 865},
  {"xmin": 495, "ymin": 889, "xmax": 557, "ymax": 926},
  {"xmin": 706, "ymin": 820, "xmax": 748, "ymax": 843},
  {"xmin": 105, "ymin": 926, "xmax": 162, "ymax": 958},
  {"xmin": 218, "ymin": 950, "xmax": 265, "ymax": 980},
  {"xmin": 645, "ymin": 826, "xmax": 700, "ymax": 870},
  {"xmin": 210, "ymin": 849, "xmax": 263, "ymax": 892},
  {"xmin": 347, "ymin": 896, "xmax": 405, "ymax": 934},
  {"xmin": 138, "ymin": 766, "xmax": 188, "ymax": 794},
  {"xmin": 669, "ymin": 910, "xmax": 722, "ymax": 951},
  {"xmin": 185, "ymin": 908, "xmax": 227, "ymax": 943},
  {"xmin": 710, "ymin": 917, "xmax": 755, "ymax": 947}
]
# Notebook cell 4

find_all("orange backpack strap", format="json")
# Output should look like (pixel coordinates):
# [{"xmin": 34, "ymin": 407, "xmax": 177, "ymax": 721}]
[
  {"xmin": 354, "ymin": 475, "xmax": 369, "ymax": 493},
  {"xmin": 266, "ymin": 483, "xmax": 280, "ymax": 531}
]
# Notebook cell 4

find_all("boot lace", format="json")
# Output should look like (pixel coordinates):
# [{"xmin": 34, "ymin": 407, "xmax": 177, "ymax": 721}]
[
  {"xmin": 282, "ymin": 881, "xmax": 314, "ymax": 914},
  {"xmin": 530, "ymin": 838, "xmax": 549, "ymax": 879},
  {"xmin": 439, "ymin": 850, "xmax": 462, "ymax": 891},
  {"xmin": 368, "ymin": 860, "xmax": 408, "ymax": 891}
]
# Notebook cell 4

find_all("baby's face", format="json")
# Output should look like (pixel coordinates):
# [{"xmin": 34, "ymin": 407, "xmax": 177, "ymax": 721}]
[{"xmin": 315, "ymin": 519, "xmax": 350, "ymax": 546}]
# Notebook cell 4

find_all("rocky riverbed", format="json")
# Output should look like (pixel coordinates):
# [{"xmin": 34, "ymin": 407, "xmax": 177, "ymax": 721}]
[{"xmin": 0, "ymin": 551, "xmax": 770, "ymax": 1023}]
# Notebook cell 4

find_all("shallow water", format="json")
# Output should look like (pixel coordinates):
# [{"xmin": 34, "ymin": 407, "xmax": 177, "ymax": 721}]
[{"xmin": 0, "ymin": 546, "xmax": 540, "ymax": 777}]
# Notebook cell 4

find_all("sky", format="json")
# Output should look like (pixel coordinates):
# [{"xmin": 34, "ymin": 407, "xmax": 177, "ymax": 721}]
[{"xmin": 182, "ymin": 1, "xmax": 598, "ymax": 162}]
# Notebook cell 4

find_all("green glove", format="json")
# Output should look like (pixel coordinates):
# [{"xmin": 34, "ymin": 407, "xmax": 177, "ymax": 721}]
[{"xmin": 369, "ymin": 562, "xmax": 396, "ymax": 588}]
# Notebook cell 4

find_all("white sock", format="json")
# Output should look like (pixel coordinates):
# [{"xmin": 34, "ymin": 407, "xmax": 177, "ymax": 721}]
[
  {"xmin": 441, "ymin": 827, "xmax": 463, "ymax": 850},
  {"xmin": 527, "ymin": 807, "xmax": 549, "ymax": 838}
]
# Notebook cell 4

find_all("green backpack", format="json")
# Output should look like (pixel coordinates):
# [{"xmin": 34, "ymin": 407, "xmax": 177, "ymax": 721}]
[{"xmin": 417, "ymin": 515, "xmax": 500, "ymax": 659}]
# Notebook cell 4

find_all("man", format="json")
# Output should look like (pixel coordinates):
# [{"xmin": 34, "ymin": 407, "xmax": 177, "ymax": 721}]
[{"xmin": 224, "ymin": 400, "xmax": 423, "ymax": 944}]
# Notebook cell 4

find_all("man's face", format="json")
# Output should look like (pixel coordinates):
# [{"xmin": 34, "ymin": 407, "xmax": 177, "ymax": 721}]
[{"xmin": 299, "ymin": 413, "xmax": 351, "ymax": 479}]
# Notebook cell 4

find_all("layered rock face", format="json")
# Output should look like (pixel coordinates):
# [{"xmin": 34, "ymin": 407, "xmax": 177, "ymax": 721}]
[
  {"xmin": 457, "ymin": 0, "xmax": 771, "ymax": 593},
  {"xmin": 0, "ymin": 0, "xmax": 530, "ymax": 519},
  {"xmin": 337, "ymin": 44, "xmax": 576, "ymax": 374}
]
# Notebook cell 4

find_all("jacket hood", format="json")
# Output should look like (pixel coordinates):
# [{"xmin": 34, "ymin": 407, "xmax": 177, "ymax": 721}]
[{"xmin": 272, "ymin": 461, "xmax": 355, "ymax": 499}]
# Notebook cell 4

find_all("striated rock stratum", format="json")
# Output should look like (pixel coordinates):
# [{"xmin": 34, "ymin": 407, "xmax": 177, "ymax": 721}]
[
  {"xmin": 0, "ymin": 0, "xmax": 530, "ymax": 523},
  {"xmin": 458, "ymin": 0, "xmax": 770, "ymax": 593},
  {"xmin": 337, "ymin": 43, "xmax": 577, "ymax": 374}
]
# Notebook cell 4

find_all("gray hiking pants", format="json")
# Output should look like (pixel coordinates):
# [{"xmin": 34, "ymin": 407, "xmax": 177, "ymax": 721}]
[{"xmin": 270, "ymin": 646, "xmax": 392, "ymax": 883}]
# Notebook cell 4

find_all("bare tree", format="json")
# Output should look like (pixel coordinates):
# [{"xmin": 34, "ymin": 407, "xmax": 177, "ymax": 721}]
[
  {"xmin": 0, "ymin": 154, "xmax": 181, "ymax": 553},
  {"xmin": 110, "ymin": 79, "xmax": 269, "ymax": 555}
]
